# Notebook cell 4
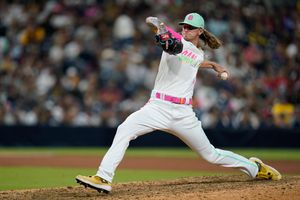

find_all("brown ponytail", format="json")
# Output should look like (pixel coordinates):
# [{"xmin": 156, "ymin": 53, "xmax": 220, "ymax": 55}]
[{"xmin": 199, "ymin": 29, "xmax": 222, "ymax": 49}]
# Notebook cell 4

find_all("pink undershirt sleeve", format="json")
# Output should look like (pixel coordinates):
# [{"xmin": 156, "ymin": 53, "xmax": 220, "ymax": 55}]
[{"xmin": 166, "ymin": 26, "xmax": 182, "ymax": 41}]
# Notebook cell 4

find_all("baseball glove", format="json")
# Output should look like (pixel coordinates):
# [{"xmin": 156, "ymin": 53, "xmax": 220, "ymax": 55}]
[{"xmin": 155, "ymin": 31, "xmax": 183, "ymax": 55}]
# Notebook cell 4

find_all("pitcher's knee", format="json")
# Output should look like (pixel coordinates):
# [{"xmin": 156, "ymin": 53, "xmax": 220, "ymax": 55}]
[
  {"xmin": 116, "ymin": 123, "xmax": 129, "ymax": 137},
  {"xmin": 116, "ymin": 123, "xmax": 126, "ymax": 134},
  {"xmin": 200, "ymin": 148, "xmax": 220, "ymax": 164},
  {"xmin": 115, "ymin": 122, "xmax": 138, "ymax": 141}
]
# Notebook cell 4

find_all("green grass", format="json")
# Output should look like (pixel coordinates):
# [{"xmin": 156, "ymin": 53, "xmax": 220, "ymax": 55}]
[
  {"xmin": 0, "ymin": 147, "xmax": 299, "ymax": 190},
  {"xmin": 0, "ymin": 147, "xmax": 300, "ymax": 160},
  {"xmin": 0, "ymin": 167, "xmax": 224, "ymax": 191}
]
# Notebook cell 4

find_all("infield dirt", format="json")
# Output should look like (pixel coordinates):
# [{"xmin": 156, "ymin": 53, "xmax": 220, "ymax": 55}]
[
  {"xmin": 1, "ymin": 154, "xmax": 300, "ymax": 199},
  {"xmin": 1, "ymin": 175, "xmax": 299, "ymax": 200}
]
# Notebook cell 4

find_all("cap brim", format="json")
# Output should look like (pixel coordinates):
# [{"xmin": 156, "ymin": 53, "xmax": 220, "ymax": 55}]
[
  {"xmin": 178, "ymin": 21, "xmax": 202, "ymax": 28},
  {"xmin": 178, "ymin": 21, "xmax": 189, "ymax": 25}
]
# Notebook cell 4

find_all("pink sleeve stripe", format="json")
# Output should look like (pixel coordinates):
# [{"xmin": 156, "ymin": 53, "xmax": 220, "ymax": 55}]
[{"xmin": 166, "ymin": 26, "xmax": 182, "ymax": 41}]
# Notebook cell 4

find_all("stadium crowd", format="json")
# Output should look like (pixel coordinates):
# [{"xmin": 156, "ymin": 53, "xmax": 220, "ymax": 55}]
[{"xmin": 0, "ymin": 0, "xmax": 299, "ymax": 129}]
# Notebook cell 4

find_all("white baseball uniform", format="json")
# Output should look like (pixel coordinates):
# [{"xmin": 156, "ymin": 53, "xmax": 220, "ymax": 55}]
[{"xmin": 97, "ymin": 38, "xmax": 258, "ymax": 182}]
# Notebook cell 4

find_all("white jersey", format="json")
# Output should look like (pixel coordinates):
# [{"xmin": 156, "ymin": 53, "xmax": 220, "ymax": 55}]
[{"xmin": 153, "ymin": 38, "xmax": 204, "ymax": 98}]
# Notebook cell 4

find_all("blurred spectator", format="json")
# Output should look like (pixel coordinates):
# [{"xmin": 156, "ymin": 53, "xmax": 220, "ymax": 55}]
[
  {"xmin": 272, "ymin": 99, "xmax": 295, "ymax": 128},
  {"xmin": 201, "ymin": 106, "xmax": 219, "ymax": 128},
  {"xmin": 233, "ymin": 108, "xmax": 260, "ymax": 129},
  {"xmin": 216, "ymin": 110, "xmax": 232, "ymax": 129},
  {"xmin": 0, "ymin": 0, "xmax": 299, "ymax": 130},
  {"xmin": 19, "ymin": 22, "xmax": 45, "ymax": 46},
  {"xmin": 113, "ymin": 10, "xmax": 135, "ymax": 49}
]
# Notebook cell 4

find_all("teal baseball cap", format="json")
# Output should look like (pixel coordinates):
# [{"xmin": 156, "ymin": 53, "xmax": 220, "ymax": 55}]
[{"xmin": 179, "ymin": 13, "xmax": 205, "ymax": 28}]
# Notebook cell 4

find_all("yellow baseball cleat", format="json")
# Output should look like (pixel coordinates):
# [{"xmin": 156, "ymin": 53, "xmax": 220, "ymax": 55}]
[
  {"xmin": 250, "ymin": 157, "xmax": 282, "ymax": 180},
  {"xmin": 76, "ymin": 175, "xmax": 111, "ymax": 193}
]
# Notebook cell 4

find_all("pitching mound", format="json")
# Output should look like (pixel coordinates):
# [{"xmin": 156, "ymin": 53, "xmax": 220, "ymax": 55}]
[{"xmin": 1, "ymin": 175, "xmax": 299, "ymax": 200}]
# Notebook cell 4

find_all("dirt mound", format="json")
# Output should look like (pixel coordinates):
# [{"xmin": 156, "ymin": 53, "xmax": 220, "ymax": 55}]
[{"xmin": 1, "ymin": 175, "xmax": 299, "ymax": 200}]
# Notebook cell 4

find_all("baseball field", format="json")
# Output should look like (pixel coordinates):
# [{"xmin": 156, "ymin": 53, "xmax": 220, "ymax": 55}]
[{"xmin": 0, "ymin": 147, "xmax": 299, "ymax": 200}]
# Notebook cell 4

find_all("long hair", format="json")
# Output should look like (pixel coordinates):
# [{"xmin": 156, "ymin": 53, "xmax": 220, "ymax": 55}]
[{"xmin": 199, "ymin": 29, "xmax": 222, "ymax": 49}]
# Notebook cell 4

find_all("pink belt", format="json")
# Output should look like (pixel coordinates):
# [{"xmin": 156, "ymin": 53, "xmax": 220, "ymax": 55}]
[{"xmin": 152, "ymin": 91, "xmax": 192, "ymax": 105}]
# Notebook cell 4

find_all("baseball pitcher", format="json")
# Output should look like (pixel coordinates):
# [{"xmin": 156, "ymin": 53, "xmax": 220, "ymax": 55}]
[{"xmin": 76, "ymin": 13, "xmax": 281, "ymax": 194}]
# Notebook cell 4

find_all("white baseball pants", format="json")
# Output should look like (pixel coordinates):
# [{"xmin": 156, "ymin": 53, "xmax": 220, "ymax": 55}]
[{"xmin": 97, "ymin": 99, "xmax": 258, "ymax": 182}]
